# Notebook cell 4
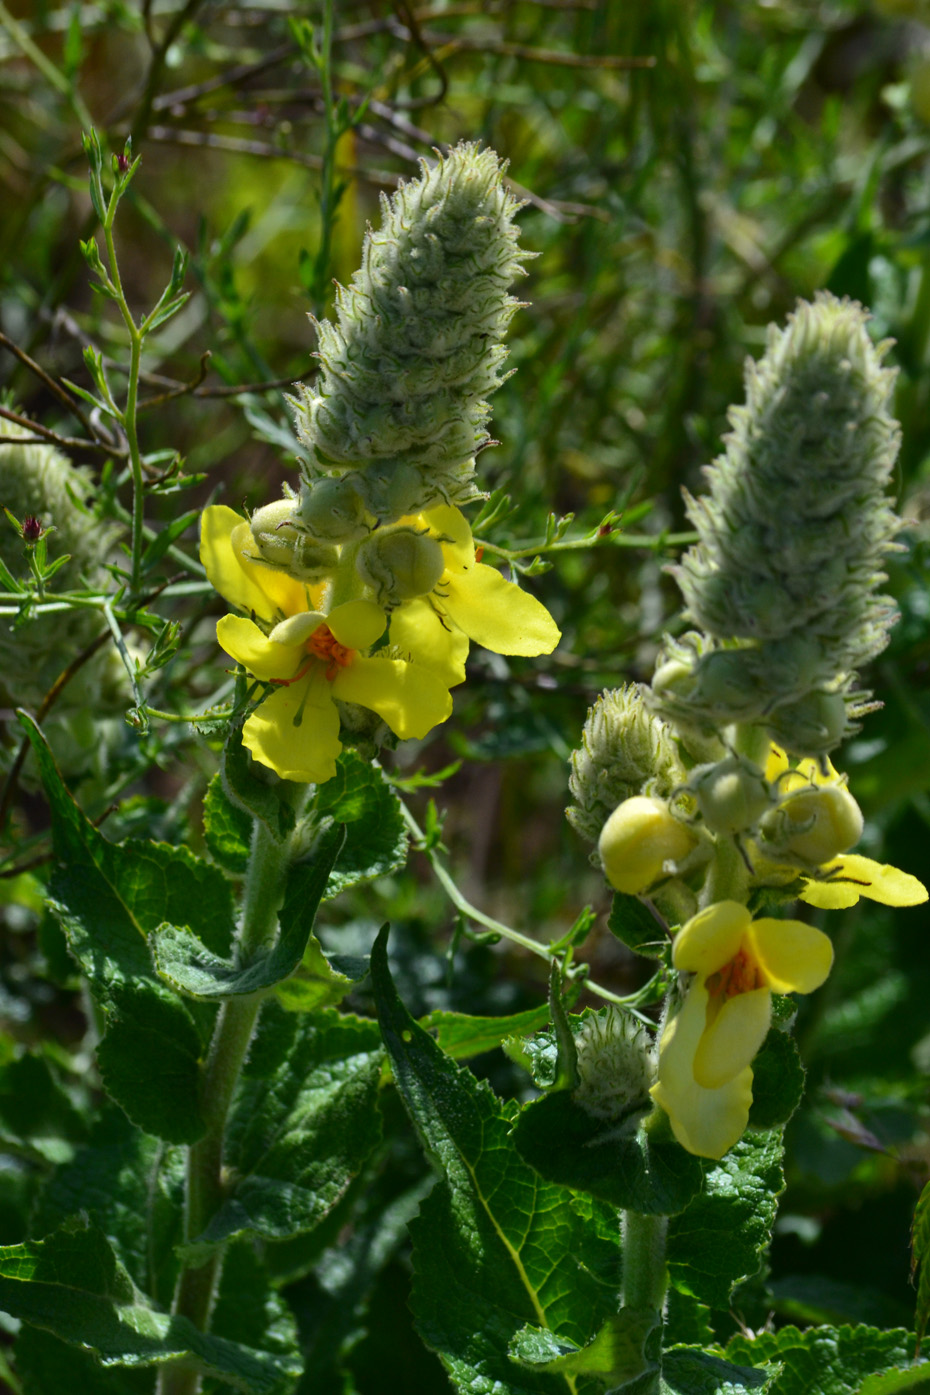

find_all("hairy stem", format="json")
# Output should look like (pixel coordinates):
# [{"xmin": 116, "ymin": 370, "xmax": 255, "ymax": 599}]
[{"xmin": 621, "ymin": 1210, "xmax": 668, "ymax": 1314}]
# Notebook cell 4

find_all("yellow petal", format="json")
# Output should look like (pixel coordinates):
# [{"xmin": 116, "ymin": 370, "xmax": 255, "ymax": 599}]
[
  {"xmin": 749, "ymin": 918, "xmax": 834, "ymax": 994},
  {"xmin": 649, "ymin": 983, "xmax": 753, "ymax": 1159},
  {"xmin": 693, "ymin": 988, "xmax": 771, "ymax": 1089},
  {"xmin": 439, "ymin": 564, "xmax": 560, "ymax": 656},
  {"xmin": 801, "ymin": 854, "xmax": 929, "ymax": 909},
  {"xmin": 270, "ymin": 612, "xmax": 326, "ymax": 646},
  {"xmin": 389, "ymin": 598, "xmax": 469, "ymax": 687},
  {"xmin": 672, "ymin": 901, "xmax": 750, "ymax": 975},
  {"xmin": 328, "ymin": 598, "xmax": 388, "ymax": 650},
  {"xmin": 217, "ymin": 615, "xmax": 305, "ymax": 683},
  {"xmin": 201, "ymin": 507, "xmax": 273, "ymax": 620},
  {"xmin": 765, "ymin": 744, "xmax": 789, "ymax": 782},
  {"xmin": 423, "ymin": 504, "xmax": 474, "ymax": 572},
  {"xmin": 242, "ymin": 674, "xmax": 341, "ymax": 783},
  {"xmin": 332, "ymin": 656, "xmax": 452, "ymax": 739},
  {"xmin": 229, "ymin": 521, "xmax": 314, "ymax": 621}
]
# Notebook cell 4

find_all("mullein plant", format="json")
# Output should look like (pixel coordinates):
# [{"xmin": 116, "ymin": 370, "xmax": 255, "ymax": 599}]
[
  {"xmin": 568, "ymin": 292, "xmax": 927, "ymax": 1162},
  {"xmin": 202, "ymin": 143, "xmax": 560, "ymax": 784}
]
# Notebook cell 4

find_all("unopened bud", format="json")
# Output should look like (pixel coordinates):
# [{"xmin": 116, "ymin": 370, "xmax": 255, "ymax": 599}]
[
  {"xmin": 356, "ymin": 526, "xmax": 445, "ymax": 607},
  {"xmin": 297, "ymin": 477, "xmax": 372, "ymax": 544},
  {"xmin": 761, "ymin": 782, "xmax": 863, "ymax": 866},
  {"xmin": 249, "ymin": 498, "xmax": 338, "ymax": 580},
  {"xmin": 692, "ymin": 755, "xmax": 771, "ymax": 836},
  {"xmin": 598, "ymin": 795, "xmax": 697, "ymax": 895},
  {"xmin": 22, "ymin": 515, "xmax": 42, "ymax": 542},
  {"xmin": 573, "ymin": 1008, "xmax": 655, "ymax": 1123}
]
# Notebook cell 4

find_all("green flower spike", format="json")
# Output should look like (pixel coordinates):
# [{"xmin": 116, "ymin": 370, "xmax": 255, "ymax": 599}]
[
  {"xmin": 291, "ymin": 142, "xmax": 530, "ymax": 535},
  {"xmin": 654, "ymin": 293, "xmax": 902, "ymax": 755}
]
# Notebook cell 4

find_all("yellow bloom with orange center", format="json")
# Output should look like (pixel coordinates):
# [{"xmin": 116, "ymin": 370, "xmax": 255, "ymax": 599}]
[
  {"xmin": 650, "ymin": 900, "xmax": 833, "ymax": 1159},
  {"xmin": 201, "ymin": 506, "xmax": 453, "ymax": 783},
  {"xmin": 385, "ymin": 505, "xmax": 561, "ymax": 686}
]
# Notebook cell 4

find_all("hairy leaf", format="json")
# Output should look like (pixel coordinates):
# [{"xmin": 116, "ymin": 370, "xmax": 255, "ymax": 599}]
[
  {"xmin": 315, "ymin": 753, "xmax": 407, "ymax": 897},
  {"xmin": 421, "ymin": 1004, "xmax": 553, "ymax": 1061},
  {"xmin": 0, "ymin": 1048, "xmax": 88, "ymax": 1167},
  {"xmin": 747, "ymin": 1029, "xmax": 805, "ymax": 1131},
  {"xmin": 662, "ymin": 1347, "xmax": 775, "ymax": 1394},
  {"xmin": 509, "ymin": 1310, "xmax": 659, "ymax": 1384},
  {"xmin": 203, "ymin": 772, "xmax": 252, "ymax": 873},
  {"xmin": 607, "ymin": 893, "xmax": 671, "ymax": 959},
  {"xmin": 726, "ymin": 1325, "xmax": 913, "ymax": 1394}
]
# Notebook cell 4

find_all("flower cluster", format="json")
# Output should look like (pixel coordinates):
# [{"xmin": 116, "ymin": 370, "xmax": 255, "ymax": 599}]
[
  {"xmin": 202, "ymin": 143, "xmax": 560, "ymax": 785},
  {"xmin": 567, "ymin": 294, "xmax": 926, "ymax": 1161}
]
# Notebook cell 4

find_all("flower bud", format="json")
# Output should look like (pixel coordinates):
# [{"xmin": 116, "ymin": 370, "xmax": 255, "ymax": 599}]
[
  {"xmin": 356, "ymin": 526, "xmax": 445, "ymax": 607},
  {"xmin": 296, "ymin": 477, "xmax": 372, "ymax": 544},
  {"xmin": 22, "ymin": 514, "xmax": 42, "ymax": 542},
  {"xmin": 249, "ymin": 499, "xmax": 339, "ymax": 580},
  {"xmin": 598, "ymin": 796, "xmax": 697, "ymax": 895},
  {"xmin": 567, "ymin": 684, "xmax": 686, "ymax": 848},
  {"xmin": 573, "ymin": 1008, "xmax": 655, "ymax": 1123},
  {"xmin": 761, "ymin": 782, "xmax": 863, "ymax": 866},
  {"xmin": 692, "ymin": 755, "xmax": 771, "ymax": 836}
]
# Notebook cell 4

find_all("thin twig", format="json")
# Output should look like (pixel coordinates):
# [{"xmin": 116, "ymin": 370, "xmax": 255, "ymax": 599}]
[
  {"xmin": 0, "ymin": 404, "xmax": 125, "ymax": 458},
  {"xmin": 0, "ymin": 332, "xmax": 96, "ymax": 437},
  {"xmin": 137, "ymin": 351, "xmax": 212, "ymax": 410}
]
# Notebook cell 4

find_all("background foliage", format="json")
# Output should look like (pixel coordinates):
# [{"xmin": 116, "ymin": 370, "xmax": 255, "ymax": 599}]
[{"xmin": 1, "ymin": 0, "xmax": 930, "ymax": 1390}]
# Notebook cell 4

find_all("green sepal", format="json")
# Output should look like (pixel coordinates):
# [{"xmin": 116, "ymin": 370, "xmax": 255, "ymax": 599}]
[
  {"xmin": 726, "ymin": 1324, "xmax": 914, "ymax": 1394},
  {"xmin": 512, "ymin": 1089, "xmax": 703, "ymax": 1217},
  {"xmin": 607, "ymin": 893, "xmax": 670, "ymax": 960},
  {"xmin": 0, "ymin": 1219, "xmax": 301, "ymax": 1394},
  {"xmin": 181, "ymin": 1005, "xmax": 383, "ymax": 1260},
  {"xmin": 667, "ymin": 1129, "xmax": 784, "ymax": 1310},
  {"xmin": 370, "ymin": 926, "xmax": 623, "ymax": 1392},
  {"xmin": 508, "ymin": 1309, "xmax": 659, "ymax": 1384},
  {"xmin": 151, "ymin": 825, "xmax": 345, "ymax": 1000}
]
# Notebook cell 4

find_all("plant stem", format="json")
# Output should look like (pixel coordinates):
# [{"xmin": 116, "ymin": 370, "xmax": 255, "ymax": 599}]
[
  {"xmin": 621, "ymin": 1210, "xmax": 668, "ymax": 1313},
  {"xmin": 158, "ymin": 796, "xmax": 306, "ymax": 1395}
]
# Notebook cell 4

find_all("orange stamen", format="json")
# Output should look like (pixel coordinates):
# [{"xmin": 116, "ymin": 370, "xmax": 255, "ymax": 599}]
[
  {"xmin": 307, "ymin": 624, "xmax": 355, "ymax": 681},
  {"xmin": 706, "ymin": 947, "xmax": 765, "ymax": 1000}
]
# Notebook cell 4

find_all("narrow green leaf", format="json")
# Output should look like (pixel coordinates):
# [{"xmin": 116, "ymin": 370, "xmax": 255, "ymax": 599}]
[
  {"xmin": 314, "ymin": 752, "xmax": 407, "ymax": 898},
  {"xmin": 370, "ymin": 925, "xmax": 621, "ymax": 1394},
  {"xmin": 0, "ymin": 1221, "xmax": 301, "ymax": 1394},
  {"xmin": 152, "ymin": 825, "xmax": 345, "ymax": 1000},
  {"xmin": 509, "ymin": 1309, "xmax": 659, "ymax": 1383},
  {"xmin": 183, "ymin": 1005, "xmax": 383, "ymax": 1258},
  {"xmin": 668, "ymin": 1130, "xmax": 785, "ymax": 1309},
  {"xmin": 726, "ymin": 1325, "xmax": 913, "ymax": 1395},
  {"xmin": 607, "ymin": 893, "xmax": 670, "ymax": 959},
  {"xmin": 419, "ymin": 1004, "xmax": 552, "ymax": 1061},
  {"xmin": 512, "ymin": 1088, "xmax": 703, "ymax": 1217},
  {"xmin": 913, "ymin": 1179, "xmax": 930, "ymax": 1353},
  {"xmin": 139, "ymin": 508, "xmax": 199, "ymax": 574}
]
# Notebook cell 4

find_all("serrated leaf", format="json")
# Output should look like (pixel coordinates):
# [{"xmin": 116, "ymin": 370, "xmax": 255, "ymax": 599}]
[
  {"xmin": 607, "ymin": 893, "xmax": 670, "ymax": 960},
  {"xmin": 509, "ymin": 1309, "xmax": 659, "ymax": 1383},
  {"xmin": 183, "ymin": 1005, "xmax": 383, "ymax": 1258},
  {"xmin": 203, "ymin": 773, "xmax": 251, "ymax": 873},
  {"xmin": 314, "ymin": 753, "xmax": 407, "ymax": 898},
  {"xmin": 661, "ymin": 1346, "xmax": 775, "ymax": 1394},
  {"xmin": 31, "ymin": 1106, "xmax": 184, "ymax": 1309},
  {"xmin": 858, "ymin": 1367, "xmax": 930, "ymax": 1393},
  {"xmin": 667, "ymin": 1130, "xmax": 784, "ymax": 1309},
  {"xmin": 370, "ymin": 925, "xmax": 621, "ymax": 1394},
  {"xmin": 913, "ymin": 1179, "xmax": 930, "ymax": 1353},
  {"xmin": 747, "ymin": 1027, "xmax": 805, "ymax": 1130},
  {"xmin": 725, "ymin": 1324, "xmax": 913, "ymax": 1395},
  {"xmin": 152, "ymin": 826, "xmax": 345, "ymax": 1000},
  {"xmin": 0, "ymin": 1220, "xmax": 301, "ymax": 1394},
  {"xmin": 204, "ymin": 1242, "xmax": 301, "ymax": 1395},
  {"xmin": 419, "ymin": 1004, "xmax": 552, "ymax": 1061},
  {"xmin": 273, "ymin": 935, "xmax": 367, "ymax": 1013},
  {"xmin": 512, "ymin": 1088, "xmax": 703, "ymax": 1217},
  {"xmin": 222, "ymin": 727, "xmax": 297, "ymax": 844},
  {"xmin": 19, "ymin": 715, "xmax": 236, "ymax": 1142},
  {"xmin": 15, "ymin": 1325, "xmax": 152, "ymax": 1395},
  {"xmin": 0, "ymin": 1048, "xmax": 88, "ymax": 1166}
]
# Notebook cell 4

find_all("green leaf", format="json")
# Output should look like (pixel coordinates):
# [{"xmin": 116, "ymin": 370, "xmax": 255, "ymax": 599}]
[
  {"xmin": 15, "ymin": 1326, "xmax": 152, "ymax": 1395},
  {"xmin": 512, "ymin": 1088, "xmax": 703, "ymax": 1217},
  {"xmin": 222, "ymin": 726, "xmax": 297, "ymax": 844},
  {"xmin": 913, "ymin": 1179, "xmax": 930, "ymax": 1353},
  {"xmin": 19, "ymin": 715, "xmax": 235, "ymax": 1143},
  {"xmin": 204, "ymin": 1242, "xmax": 301, "ymax": 1395},
  {"xmin": 203, "ymin": 773, "xmax": 251, "ymax": 874},
  {"xmin": 0, "ymin": 1048, "xmax": 88, "ymax": 1167},
  {"xmin": 139, "ymin": 508, "xmax": 199, "ymax": 574},
  {"xmin": 747, "ymin": 1027, "xmax": 805, "ymax": 1130},
  {"xmin": 273, "ymin": 933, "xmax": 367, "ymax": 1013},
  {"xmin": 183, "ymin": 1004, "xmax": 383, "ymax": 1258},
  {"xmin": 419, "ymin": 1003, "xmax": 552, "ymax": 1061},
  {"xmin": 370, "ymin": 925, "xmax": 621, "ymax": 1394},
  {"xmin": 31, "ymin": 1106, "xmax": 184, "ymax": 1309},
  {"xmin": 667, "ymin": 1130, "xmax": 784, "ymax": 1309},
  {"xmin": 725, "ymin": 1325, "xmax": 913, "ymax": 1395},
  {"xmin": 607, "ymin": 893, "xmax": 670, "ymax": 959},
  {"xmin": 314, "ymin": 753, "xmax": 407, "ymax": 898},
  {"xmin": 152, "ymin": 826, "xmax": 345, "ymax": 1000},
  {"xmin": 858, "ymin": 1368, "xmax": 930, "ymax": 1394},
  {"xmin": 509, "ymin": 1309, "xmax": 659, "ymax": 1383},
  {"xmin": 0, "ymin": 1220, "xmax": 301, "ymax": 1394},
  {"xmin": 661, "ymin": 1347, "xmax": 775, "ymax": 1394}
]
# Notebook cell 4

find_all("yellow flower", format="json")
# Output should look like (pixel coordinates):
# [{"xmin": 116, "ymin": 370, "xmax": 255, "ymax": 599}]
[
  {"xmin": 201, "ymin": 506, "xmax": 453, "ymax": 783},
  {"xmin": 598, "ymin": 796, "xmax": 697, "ymax": 895},
  {"xmin": 650, "ymin": 901, "xmax": 833, "ymax": 1159},
  {"xmin": 387, "ymin": 505, "xmax": 561, "ymax": 686}
]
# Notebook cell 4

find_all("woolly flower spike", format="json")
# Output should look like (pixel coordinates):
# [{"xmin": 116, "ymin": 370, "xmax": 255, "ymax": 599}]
[
  {"xmin": 573, "ymin": 1008, "xmax": 655, "ymax": 1123},
  {"xmin": 655, "ymin": 293, "xmax": 902, "ymax": 755},
  {"xmin": 291, "ymin": 143, "xmax": 529, "ymax": 531},
  {"xmin": 567, "ymin": 684, "xmax": 687, "ymax": 849},
  {"xmin": 201, "ymin": 506, "xmax": 453, "ymax": 784},
  {"xmin": 651, "ymin": 901, "xmax": 833, "ymax": 1158}
]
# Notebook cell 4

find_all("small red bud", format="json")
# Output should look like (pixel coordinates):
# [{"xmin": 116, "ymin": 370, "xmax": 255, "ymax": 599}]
[
  {"xmin": 597, "ymin": 523, "xmax": 614, "ymax": 538},
  {"xmin": 22, "ymin": 515, "xmax": 42, "ymax": 542},
  {"xmin": 116, "ymin": 152, "xmax": 130, "ymax": 174}
]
